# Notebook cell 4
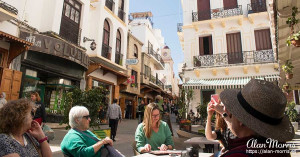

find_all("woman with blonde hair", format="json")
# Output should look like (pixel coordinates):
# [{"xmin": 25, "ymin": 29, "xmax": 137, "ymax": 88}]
[
  {"xmin": 31, "ymin": 92, "xmax": 46, "ymax": 125},
  {"xmin": 135, "ymin": 103, "xmax": 174, "ymax": 153}
]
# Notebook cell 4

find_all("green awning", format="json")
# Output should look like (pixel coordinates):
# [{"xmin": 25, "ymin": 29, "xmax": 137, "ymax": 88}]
[{"xmin": 183, "ymin": 74, "xmax": 279, "ymax": 90}]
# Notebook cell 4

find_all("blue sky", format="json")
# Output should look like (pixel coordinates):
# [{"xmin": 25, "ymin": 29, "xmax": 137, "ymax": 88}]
[{"xmin": 129, "ymin": 0, "xmax": 183, "ymax": 81}]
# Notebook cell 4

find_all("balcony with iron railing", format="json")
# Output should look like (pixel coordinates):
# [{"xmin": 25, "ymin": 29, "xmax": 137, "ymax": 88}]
[
  {"xmin": 193, "ymin": 49, "xmax": 274, "ymax": 67},
  {"xmin": 147, "ymin": 47, "xmax": 165, "ymax": 69},
  {"xmin": 192, "ymin": 5, "xmax": 243, "ymax": 22},
  {"xmin": 247, "ymin": 1, "xmax": 267, "ymax": 14},
  {"xmin": 102, "ymin": 44, "xmax": 112, "ymax": 60},
  {"xmin": 118, "ymin": 9, "xmax": 126, "ymax": 22},
  {"xmin": 105, "ymin": 0, "xmax": 114, "ymax": 11},
  {"xmin": 177, "ymin": 23, "xmax": 183, "ymax": 32},
  {"xmin": 0, "ymin": 0, "xmax": 18, "ymax": 15},
  {"xmin": 115, "ymin": 52, "xmax": 123, "ymax": 66},
  {"xmin": 150, "ymin": 75, "xmax": 164, "ymax": 90}
]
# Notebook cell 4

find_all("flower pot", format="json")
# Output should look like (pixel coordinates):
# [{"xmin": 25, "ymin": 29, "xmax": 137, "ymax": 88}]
[
  {"xmin": 292, "ymin": 122, "xmax": 298, "ymax": 132},
  {"xmin": 291, "ymin": 39, "xmax": 300, "ymax": 47},
  {"xmin": 180, "ymin": 124, "xmax": 191, "ymax": 132},
  {"xmin": 286, "ymin": 73, "xmax": 293, "ymax": 79}
]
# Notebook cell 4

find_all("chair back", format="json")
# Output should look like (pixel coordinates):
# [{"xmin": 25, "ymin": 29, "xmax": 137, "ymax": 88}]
[{"xmin": 131, "ymin": 141, "xmax": 140, "ymax": 156}]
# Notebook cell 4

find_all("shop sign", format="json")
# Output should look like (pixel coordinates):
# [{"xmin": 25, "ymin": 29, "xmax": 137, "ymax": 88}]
[
  {"xmin": 126, "ymin": 58, "xmax": 138, "ymax": 65},
  {"xmin": 19, "ymin": 31, "xmax": 89, "ymax": 69}
]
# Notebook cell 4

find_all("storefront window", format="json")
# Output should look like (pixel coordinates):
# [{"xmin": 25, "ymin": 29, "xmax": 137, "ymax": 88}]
[{"xmin": 22, "ymin": 75, "xmax": 39, "ymax": 98}]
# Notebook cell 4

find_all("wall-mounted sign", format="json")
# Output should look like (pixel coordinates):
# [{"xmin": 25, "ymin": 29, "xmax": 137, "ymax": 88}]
[
  {"xmin": 19, "ymin": 31, "xmax": 89, "ymax": 69},
  {"xmin": 126, "ymin": 59, "xmax": 138, "ymax": 65}
]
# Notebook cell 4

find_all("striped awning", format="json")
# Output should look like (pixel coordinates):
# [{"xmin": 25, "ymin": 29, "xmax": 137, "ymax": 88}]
[{"xmin": 183, "ymin": 75, "xmax": 279, "ymax": 90}]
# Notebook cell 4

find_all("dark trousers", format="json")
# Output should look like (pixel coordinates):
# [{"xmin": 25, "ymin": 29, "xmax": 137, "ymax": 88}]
[{"xmin": 109, "ymin": 119, "xmax": 119, "ymax": 139}]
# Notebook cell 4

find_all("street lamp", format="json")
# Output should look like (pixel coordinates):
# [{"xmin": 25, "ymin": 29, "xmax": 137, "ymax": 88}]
[{"xmin": 83, "ymin": 37, "xmax": 97, "ymax": 51}]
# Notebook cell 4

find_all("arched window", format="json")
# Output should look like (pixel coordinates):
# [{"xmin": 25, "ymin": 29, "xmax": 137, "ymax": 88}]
[
  {"xmin": 134, "ymin": 44, "xmax": 138, "ymax": 58},
  {"xmin": 115, "ymin": 29, "xmax": 122, "ymax": 65},
  {"xmin": 102, "ymin": 19, "xmax": 111, "ymax": 59}
]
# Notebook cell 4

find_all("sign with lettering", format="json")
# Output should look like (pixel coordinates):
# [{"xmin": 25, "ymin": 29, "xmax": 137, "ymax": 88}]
[
  {"xmin": 125, "ymin": 59, "xmax": 138, "ymax": 65},
  {"xmin": 19, "ymin": 31, "xmax": 89, "ymax": 69}
]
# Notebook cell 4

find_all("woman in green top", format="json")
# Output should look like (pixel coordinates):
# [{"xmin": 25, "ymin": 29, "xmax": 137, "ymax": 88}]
[
  {"xmin": 61, "ymin": 106, "xmax": 113, "ymax": 157},
  {"xmin": 135, "ymin": 103, "xmax": 174, "ymax": 153}
]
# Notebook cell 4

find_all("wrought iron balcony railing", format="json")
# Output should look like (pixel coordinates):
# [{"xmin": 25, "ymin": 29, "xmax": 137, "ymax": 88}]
[
  {"xmin": 177, "ymin": 23, "xmax": 183, "ymax": 32},
  {"xmin": 247, "ymin": 1, "xmax": 267, "ymax": 14},
  {"xmin": 150, "ymin": 75, "xmax": 156, "ymax": 84},
  {"xmin": 0, "ymin": 0, "xmax": 18, "ymax": 15},
  {"xmin": 192, "ymin": 5, "xmax": 243, "ymax": 22},
  {"xmin": 105, "ymin": 0, "xmax": 114, "ymax": 11},
  {"xmin": 118, "ymin": 9, "xmax": 126, "ymax": 22},
  {"xmin": 149, "ymin": 75, "xmax": 164, "ymax": 89},
  {"xmin": 102, "ymin": 44, "xmax": 112, "ymax": 60},
  {"xmin": 147, "ymin": 48, "xmax": 165, "ymax": 67},
  {"xmin": 115, "ymin": 52, "xmax": 123, "ymax": 65},
  {"xmin": 193, "ymin": 49, "xmax": 274, "ymax": 67}
]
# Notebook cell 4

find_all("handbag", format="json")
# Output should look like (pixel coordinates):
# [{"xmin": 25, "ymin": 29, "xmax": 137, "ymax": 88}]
[
  {"xmin": 25, "ymin": 133, "xmax": 42, "ymax": 157},
  {"xmin": 73, "ymin": 128, "xmax": 124, "ymax": 157}
]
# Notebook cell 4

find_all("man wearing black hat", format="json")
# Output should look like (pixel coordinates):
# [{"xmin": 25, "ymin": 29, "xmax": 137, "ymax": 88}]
[{"xmin": 212, "ymin": 79, "xmax": 295, "ymax": 157}]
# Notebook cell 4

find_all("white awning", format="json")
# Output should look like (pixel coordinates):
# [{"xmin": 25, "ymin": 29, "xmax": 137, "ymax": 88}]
[{"xmin": 183, "ymin": 75, "xmax": 279, "ymax": 90}]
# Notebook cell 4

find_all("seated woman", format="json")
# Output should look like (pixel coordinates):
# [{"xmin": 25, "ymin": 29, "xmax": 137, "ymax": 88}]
[
  {"xmin": 61, "ymin": 106, "xmax": 113, "ymax": 157},
  {"xmin": 0, "ymin": 99, "xmax": 52, "ymax": 157},
  {"xmin": 135, "ymin": 103, "xmax": 174, "ymax": 153},
  {"xmin": 205, "ymin": 102, "xmax": 236, "ymax": 156}
]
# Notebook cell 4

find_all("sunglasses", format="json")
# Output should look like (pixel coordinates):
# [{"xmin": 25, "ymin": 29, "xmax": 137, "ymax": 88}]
[{"xmin": 82, "ymin": 115, "xmax": 90, "ymax": 119}]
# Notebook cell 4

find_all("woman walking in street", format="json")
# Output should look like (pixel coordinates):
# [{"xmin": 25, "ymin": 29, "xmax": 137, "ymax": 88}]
[{"xmin": 31, "ymin": 92, "xmax": 46, "ymax": 126}]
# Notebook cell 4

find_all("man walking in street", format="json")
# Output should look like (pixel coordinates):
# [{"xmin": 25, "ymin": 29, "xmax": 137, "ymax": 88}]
[{"xmin": 107, "ymin": 98, "xmax": 122, "ymax": 142}]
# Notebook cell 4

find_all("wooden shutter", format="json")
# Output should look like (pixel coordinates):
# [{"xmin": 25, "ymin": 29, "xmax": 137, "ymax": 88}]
[
  {"xmin": 254, "ymin": 29, "xmax": 272, "ymax": 50},
  {"xmin": 208, "ymin": 36, "xmax": 213, "ymax": 55},
  {"xmin": 223, "ymin": 0, "xmax": 238, "ymax": 9},
  {"xmin": 11, "ymin": 70, "xmax": 22, "ymax": 100},
  {"xmin": 199, "ymin": 37, "xmax": 204, "ymax": 55},
  {"xmin": 0, "ymin": 68, "xmax": 22, "ymax": 101},
  {"xmin": 197, "ymin": 0, "xmax": 211, "ymax": 21},
  {"xmin": 226, "ymin": 32, "xmax": 243, "ymax": 64}
]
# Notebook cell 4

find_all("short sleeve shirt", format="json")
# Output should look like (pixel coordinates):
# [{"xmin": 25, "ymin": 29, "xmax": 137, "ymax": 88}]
[{"xmin": 0, "ymin": 133, "xmax": 40, "ymax": 157}]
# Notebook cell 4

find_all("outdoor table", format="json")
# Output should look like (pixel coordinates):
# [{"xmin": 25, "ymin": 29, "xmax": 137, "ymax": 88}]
[{"xmin": 184, "ymin": 137, "xmax": 220, "ymax": 153}]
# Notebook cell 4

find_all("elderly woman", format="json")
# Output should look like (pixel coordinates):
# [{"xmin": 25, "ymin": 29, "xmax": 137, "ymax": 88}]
[
  {"xmin": 135, "ymin": 103, "xmax": 174, "ymax": 153},
  {"xmin": 61, "ymin": 106, "xmax": 113, "ymax": 157},
  {"xmin": 0, "ymin": 99, "xmax": 52, "ymax": 157}
]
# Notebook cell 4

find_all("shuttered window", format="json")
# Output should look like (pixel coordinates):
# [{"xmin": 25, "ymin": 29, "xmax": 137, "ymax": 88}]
[
  {"xmin": 197, "ymin": 0, "xmax": 211, "ymax": 21},
  {"xmin": 254, "ymin": 29, "xmax": 272, "ymax": 50},
  {"xmin": 226, "ymin": 32, "xmax": 243, "ymax": 64},
  {"xmin": 60, "ymin": 0, "xmax": 81, "ymax": 44},
  {"xmin": 223, "ymin": 0, "xmax": 238, "ymax": 9},
  {"xmin": 199, "ymin": 36, "xmax": 213, "ymax": 56}
]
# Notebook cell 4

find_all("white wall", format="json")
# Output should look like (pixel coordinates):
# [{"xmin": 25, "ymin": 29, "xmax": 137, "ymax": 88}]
[{"xmin": 90, "ymin": 69, "xmax": 117, "ymax": 85}]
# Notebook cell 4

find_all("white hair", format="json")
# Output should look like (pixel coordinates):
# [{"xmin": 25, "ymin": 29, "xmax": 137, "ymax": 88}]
[{"xmin": 69, "ymin": 106, "xmax": 89, "ymax": 128}]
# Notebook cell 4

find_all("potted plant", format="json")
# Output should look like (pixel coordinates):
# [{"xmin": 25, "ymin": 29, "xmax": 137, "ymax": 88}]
[
  {"xmin": 286, "ymin": 31, "xmax": 300, "ymax": 47},
  {"xmin": 282, "ymin": 82, "xmax": 292, "ymax": 94},
  {"xmin": 285, "ymin": 101, "xmax": 298, "ymax": 132},
  {"xmin": 282, "ymin": 60, "xmax": 294, "ymax": 79},
  {"xmin": 194, "ymin": 56, "xmax": 201, "ymax": 67},
  {"xmin": 286, "ymin": 7, "xmax": 300, "ymax": 47},
  {"xmin": 179, "ymin": 119, "xmax": 192, "ymax": 132},
  {"xmin": 62, "ymin": 87, "xmax": 110, "ymax": 138}
]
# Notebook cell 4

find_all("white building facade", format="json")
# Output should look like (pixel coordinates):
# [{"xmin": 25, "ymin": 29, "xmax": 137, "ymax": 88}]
[
  {"xmin": 178, "ymin": 0, "xmax": 279, "ymax": 112},
  {"xmin": 0, "ymin": 0, "xmax": 129, "ymax": 120}
]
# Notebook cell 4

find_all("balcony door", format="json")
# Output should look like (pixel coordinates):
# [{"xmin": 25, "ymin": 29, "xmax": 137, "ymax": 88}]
[
  {"xmin": 60, "ymin": 0, "xmax": 81, "ymax": 44},
  {"xmin": 197, "ymin": 0, "xmax": 211, "ymax": 21},
  {"xmin": 254, "ymin": 29, "xmax": 272, "ymax": 50},
  {"xmin": 223, "ymin": 0, "xmax": 237, "ymax": 9},
  {"xmin": 199, "ymin": 36, "xmax": 213, "ymax": 56},
  {"xmin": 251, "ymin": 0, "xmax": 266, "ymax": 13},
  {"xmin": 226, "ymin": 32, "xmax": 243, "ymax": 64}
]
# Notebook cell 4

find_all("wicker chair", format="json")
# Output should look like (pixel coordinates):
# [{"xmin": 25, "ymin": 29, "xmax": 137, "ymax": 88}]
[{"xmin": 132, "ymin": 141, "xmax": 140, "ymax": 156}]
